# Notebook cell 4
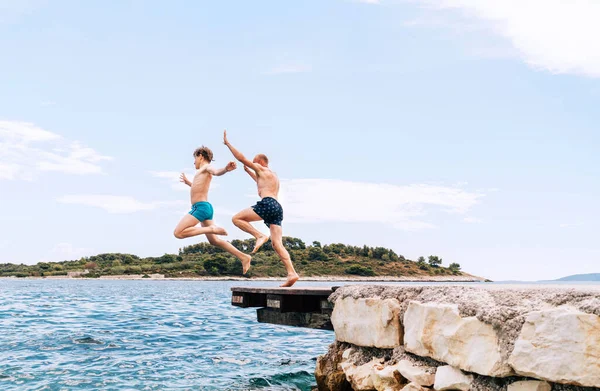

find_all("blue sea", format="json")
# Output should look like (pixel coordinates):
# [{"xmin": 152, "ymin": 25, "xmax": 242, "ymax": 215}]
[{"xmin": 0, "ymin": 280, "xmax": 334, "ymax": 391}]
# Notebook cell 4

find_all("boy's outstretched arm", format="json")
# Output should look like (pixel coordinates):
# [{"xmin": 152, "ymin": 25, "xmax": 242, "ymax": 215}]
[
  {"xmin": 180, "ymin": 173, "xmax": 192, "ymax": 187},
  {"xmin": 223, "ymin": 130, "xmax": 261, "ymax": 173},
  {"xmin": 244, "ymin": 165, "xmax": 257, "ymax": 182},
  {"xmin": 207, "ymin": 161, "xmax": 237, "ymax": 176}
]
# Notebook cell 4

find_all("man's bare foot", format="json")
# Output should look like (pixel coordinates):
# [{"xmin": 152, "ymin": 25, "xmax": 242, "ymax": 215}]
[
  {"xmin": 280, "ymin": 273, "xmax": 299, "ymax": 287},
  {"xmin": 240, "ymin": 254, "xmax": 252, "ymax": 274},
  {"xmin": 211, "ymin": 227, "xmax": 228, "ymax": 236},
  {"xmin": 252, "ymin": 235, "xmax": 269, "ymax": 254}
]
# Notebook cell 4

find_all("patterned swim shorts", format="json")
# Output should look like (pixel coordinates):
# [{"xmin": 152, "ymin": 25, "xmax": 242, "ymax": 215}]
[{"xmin": 251, "ymin": 197, "xmax": 283, "ymax": 227}]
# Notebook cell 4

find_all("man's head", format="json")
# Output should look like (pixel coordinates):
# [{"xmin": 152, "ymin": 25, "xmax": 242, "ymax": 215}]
[
  {"xmin": 193, "ymin": 146, "xmax": 213, "ymax": 169},
  {"xmin": 253, "ymin": 154, "xmax": 269, "ymax": 167}
]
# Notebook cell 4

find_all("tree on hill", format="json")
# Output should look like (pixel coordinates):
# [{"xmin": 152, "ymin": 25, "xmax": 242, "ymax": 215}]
[{"xmin": 428, "ymin": 255, "xmax": 442, "ymax": 267}]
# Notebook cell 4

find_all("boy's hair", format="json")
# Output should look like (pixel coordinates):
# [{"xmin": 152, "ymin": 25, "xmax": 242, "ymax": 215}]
[
  {"xmin": 193, "ymin": 146, "xmax": 214, "ymax": 162},
  {"xmin": 256, "ymin": 154, "xmax": 269, "ymax": 165}
]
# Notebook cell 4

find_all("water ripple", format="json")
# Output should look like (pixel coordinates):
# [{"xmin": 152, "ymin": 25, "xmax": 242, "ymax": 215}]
[{"xmin": 0, "ymin": 280, "xmax": 334, "ymax": 390}]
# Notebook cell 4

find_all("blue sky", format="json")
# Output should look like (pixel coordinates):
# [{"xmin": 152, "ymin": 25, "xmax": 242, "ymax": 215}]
[{"xmin": 1, "ymin": 0, "xmax": 599, "ymax": 281}]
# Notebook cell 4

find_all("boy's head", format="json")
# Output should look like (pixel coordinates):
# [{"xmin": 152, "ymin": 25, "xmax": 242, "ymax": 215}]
[
  {"xmin": 253, "ymin": 154, "xmax": 269, "ymax": 167},
  {"xmin": 193, "ymin": 146, "xmax": 213, "ymax": 168}
]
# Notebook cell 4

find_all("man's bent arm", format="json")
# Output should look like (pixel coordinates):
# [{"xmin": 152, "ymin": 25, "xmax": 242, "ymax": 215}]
[{"xmin": 244, "ymin": 166, "xmax": 258, "ymax": 182}]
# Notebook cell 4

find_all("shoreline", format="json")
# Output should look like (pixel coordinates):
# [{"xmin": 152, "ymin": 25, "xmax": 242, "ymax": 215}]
[{"xmin": 0, "ymin": 275, "xmax": 488, "ymax": 282}]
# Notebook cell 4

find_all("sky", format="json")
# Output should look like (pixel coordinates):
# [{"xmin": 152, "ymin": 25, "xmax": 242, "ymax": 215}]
[{"xmin": 1, "ymin": 0, "xmax": 599, "ymax": 281}]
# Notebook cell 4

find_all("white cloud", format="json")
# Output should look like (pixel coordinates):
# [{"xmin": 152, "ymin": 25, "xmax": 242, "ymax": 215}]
[
  {"xmin": 559, "ymin": 222, "xmax": 583, "ymax": 228},
  {"xmin": 410, "ymin": 0, "xmax": 600, "ymax": 77},
  {"xmin": 41, "ymin": 101, "xmax": 56, "ymax": 107},
  {"xmin": 0, "ymin": 120, "xmax": 112, "ymax": 180},
  {"xmin": 463, "ymin": 217, "xmax": 482, "ymax": 223},
  {"xmin": 57, "ymin": 194, "xmax": 186, "ymax": 214},
  {"xmin": 266, "ymin": 64, "xmax": 312, "ymax": 75},
  {"xmin": 279, "ymin": 179, "xmax": 483, "ymax": 231},
  {"xmin": 358, "ymin": 0, "xmax": 381, "ymax": 4}
]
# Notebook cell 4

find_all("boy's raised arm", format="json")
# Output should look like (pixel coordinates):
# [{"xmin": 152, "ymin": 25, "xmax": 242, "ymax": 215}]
[
  {"xmin": 223, "ymin": 130, "xmax": 261, "ymax": 173},
  {"xmin": 207, "ymin": 161, "xmax": 237, "ymax": 176}
]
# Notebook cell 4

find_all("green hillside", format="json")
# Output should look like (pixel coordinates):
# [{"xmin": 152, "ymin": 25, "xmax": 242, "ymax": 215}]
[{"xmin": 0, "ymin": 237, "xmax": 466, "ymax": 279}]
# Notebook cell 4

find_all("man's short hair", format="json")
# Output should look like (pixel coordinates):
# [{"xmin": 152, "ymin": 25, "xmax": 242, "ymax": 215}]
[
  {"xmin": 193, "ymin": 146, "xmax": 214, "ymax": 162},
  {"xmin": 256, "ymin": 154, "xmax": 269, "ymax": 165}
]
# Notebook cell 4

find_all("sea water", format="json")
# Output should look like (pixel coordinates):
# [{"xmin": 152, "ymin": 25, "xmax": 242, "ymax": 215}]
[{"xmin": 0, "ymin": 280, "xmax": 334, "ymax": 391}]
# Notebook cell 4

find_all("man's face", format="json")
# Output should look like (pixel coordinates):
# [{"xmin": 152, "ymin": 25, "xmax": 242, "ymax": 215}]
[
  {"xmin": 253, "ymin": 155, "xmax": 261, "ymax": 165},
  {"xmin": 194, "ymin": 155, "xmax": 203, "ymax": 168}
]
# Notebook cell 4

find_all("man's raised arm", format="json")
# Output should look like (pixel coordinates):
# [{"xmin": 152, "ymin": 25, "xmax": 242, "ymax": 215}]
[{"xmin": 223, "ymin": 130, "xmax": 261, "ymax": 173}]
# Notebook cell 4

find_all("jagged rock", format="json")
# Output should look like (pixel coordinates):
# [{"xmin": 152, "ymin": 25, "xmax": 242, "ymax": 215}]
[
  {"xmin": 341, "ymin": 356, "xmax": 384, "ymax": 390},
  {"xmin": 371, "ymin": 364, "xmax": 407, "ymax": 391},
  {"xmin": 433, "ymin": 366, "xmax": 474, "ymax": 391},
  {"xmin": 402, "ymin": 382, "xmax": 427, "ymax": 391},
  {"xmin": 396, "ymin": 360, "xmax": 435, "ymax": 386},
  {"xmin": 403, "ymin": 301, "xmax": 512, "ymax": 377},
  {"xmin": 508, "ymin": 307, "xmax": 600, "ymax": 387},
  {"xmin": 332, "ymin": 297, "xmax": 403, "ymax": 348},
  {"xmin": 507, "ymin": 380, "xmax": 552, "ymax": 391},
  {"xmin": 315, "ymin": 344, "xmax": 353, "ymax": 391}
]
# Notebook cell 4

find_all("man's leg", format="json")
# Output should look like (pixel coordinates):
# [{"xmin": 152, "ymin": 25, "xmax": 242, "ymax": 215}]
[
  {"xmin": 232, "ymin": 208, "xmax": 269, "ymax": 253},
  {"xmin": 201, "ymin": 220, "xmax": 252, "ymax": 274},
  {"xmin": 174, "ymin": 214, "xmax": 227, "ymax": 239},
  {"xmin": 270, "ymin": 224, "xmax": 299, "ymax": 287}
]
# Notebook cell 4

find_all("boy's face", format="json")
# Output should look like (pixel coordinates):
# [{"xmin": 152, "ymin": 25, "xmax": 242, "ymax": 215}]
[{"xmin": 194, "ymin": 155, "xmax": 203, "ymax": 169}]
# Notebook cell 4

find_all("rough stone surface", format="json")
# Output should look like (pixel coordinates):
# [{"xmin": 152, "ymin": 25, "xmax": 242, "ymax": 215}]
[
  {"xmin": 315, "ymin": 342, "xmax": 353, "ymax": 391},
  {"xmin": 329, "ymin": 284, "xmax": 600, "ymax": 363},
  {"xmin": 396, "ymin": 360, "xmax": 435, "ymax": 386},
  {"xmin": 404, "ymin": 301, "xmax": 512, "ymax": 376},
  {"xmin": 371, "ymin": 364, "xmax": 407, "ymax": 391},
  {"xmin": 403, "ymin": 382, "xmax": 427, "ymax": 391},
  {"xmin": 433, "ymin": 365, "xmax": 474, "ymax": 391},
  {"xmin": 507, "ymin": 381, "xmax": 552, "ymax": 391},
  {"xmin": 341, "ymin": 355, "xmax": 383, "ymax": 390},
  {"xmin": 508, "ymin": 307, "xmax": 600, "ymax": 387},
  {"xmin": 332, "ymin": 297, "xmax": 403, "ymax": 348}
]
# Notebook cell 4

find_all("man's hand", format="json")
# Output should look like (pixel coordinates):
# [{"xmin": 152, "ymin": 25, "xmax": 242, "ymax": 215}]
[
  {"xmin": 226, "ymin": 161, "xmax": 237, "ymax": 172},
  {"xmin": 180, "ymin": 173, "xmax": 191, "ymax": 186},
  {"xmin": 223, "ymin": 129, "xmax": 229, "ymax": 146}
]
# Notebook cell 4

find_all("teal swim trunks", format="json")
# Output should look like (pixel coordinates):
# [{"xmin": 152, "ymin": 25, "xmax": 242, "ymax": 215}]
[{"xmin": 189, "ymin": 201, "xmax": 214, "ymax": 222}]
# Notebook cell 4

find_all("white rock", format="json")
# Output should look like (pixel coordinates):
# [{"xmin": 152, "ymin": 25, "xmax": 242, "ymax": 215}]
[
  {"xmin": 341, "ymin": 357, "xmax": 383, "ymax": 390},
  {"xmin": 433, "ymin": 366, "xmax": 474, "ymax": 391},
  {"xmin": 403, "ymin": 382, "xmax": 427, "ymax": 391},
  {"xmin": 508, "ymin": 307, "xmax": 600, "ymax": 387},
  {"xmin": 507, "ymin": 380, "xmax": 552, "ymax": 391},
  {"xmin": 396, "ymin": 360, "xmax": 435, "ymax": 386},
  {"xmin": 371, "ymin": 364, "xmax": 406, "ymax": 391},
  {"xmin": 403, "ymin": 301, "xmax": 512, "ymax": 376},
  {"xmin": 332, "ymin": 297, "xmax": 403, "ymax": 348}
]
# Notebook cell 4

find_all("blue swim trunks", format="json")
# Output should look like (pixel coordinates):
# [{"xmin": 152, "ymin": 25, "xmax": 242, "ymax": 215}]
[
  {"xmin": 252, "ymin": 197, "xmax": 283, "ymax": 227},
  {"xmin": 189, "ymin": 201, "xmax": 214, "ymax": 222}
]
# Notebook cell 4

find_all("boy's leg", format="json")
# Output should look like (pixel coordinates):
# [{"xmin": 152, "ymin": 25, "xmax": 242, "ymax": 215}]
[
  {"xmin": 174, "ymin": 214, "xmax": 227, "ymax": 239},
  {"xmin": 269, "ymin": 224, "xmax": 298, "ymax": 287},
  {"xmin": 201, "ymin": 220, "xmax": 252, "ymax": 274},
  {"xmin": 232, "ymin": 208, "xmax": 269, "ymax": 253}
]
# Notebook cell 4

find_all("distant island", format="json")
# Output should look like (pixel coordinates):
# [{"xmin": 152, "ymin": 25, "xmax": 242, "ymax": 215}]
[
  {"xmin": 0, "ymin": 237, "xmax": 478, "ymax": 280},
  {"xmin": 556, "ymin": 273, "xmax": 600, "ymax": 282}
]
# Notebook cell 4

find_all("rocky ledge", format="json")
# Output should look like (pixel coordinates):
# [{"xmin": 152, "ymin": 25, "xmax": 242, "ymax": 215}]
[{"xmin": 315, "ymin": 285, "xmax": 600, "ymax": 391}]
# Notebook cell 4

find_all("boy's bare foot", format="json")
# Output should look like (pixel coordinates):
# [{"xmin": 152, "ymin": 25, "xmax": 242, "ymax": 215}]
[
  {"xmin": 280, "ymin": 273, "xmax": 299, "ymax": 287},
  {"xmin": 240, "ymin": 254, "xmax": 252, "ymax": 274},
  {"xmin": 252, "ymin": 235, "xmax": 269, "ymax": 254},
  {"xmin": 211, "ymin": 227, "xmax": 228, "ymax": 236}
]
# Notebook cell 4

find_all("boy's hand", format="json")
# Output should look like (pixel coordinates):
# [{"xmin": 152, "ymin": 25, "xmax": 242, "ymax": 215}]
[
  {"xmin": 226, "ymin": 161, "xmax": 237, "ymax": 172},
  {"xmin": 179, "ymin": 173, "xmax": 191, "ymax": 186}
]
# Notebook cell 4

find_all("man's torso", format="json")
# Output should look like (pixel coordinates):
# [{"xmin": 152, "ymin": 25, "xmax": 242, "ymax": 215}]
[{"xmin": 256, "ymin": 168, "xmax": 279, "ymax": 200}]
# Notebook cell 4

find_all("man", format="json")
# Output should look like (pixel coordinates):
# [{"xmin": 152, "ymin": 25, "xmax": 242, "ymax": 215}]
[
  {"xmin": 174, "ymin": 145, "xmax": 252, "ymax": 273},
  {"xmin": 223, "ymin": 130, "xmax": 299, "ymax": 287}
]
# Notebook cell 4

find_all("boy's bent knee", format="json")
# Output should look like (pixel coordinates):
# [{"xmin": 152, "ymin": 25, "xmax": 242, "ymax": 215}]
[{"xmin": 174, "ymin": 230, "xmax": 184, "ymax": 239}]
